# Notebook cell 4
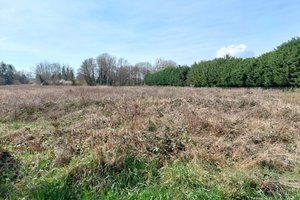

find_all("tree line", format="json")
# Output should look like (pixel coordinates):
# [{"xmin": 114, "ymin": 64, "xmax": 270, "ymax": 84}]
[
  {"xmin": 35, "ymin": 62, "xmax": 75, "ymax": 85},
  {"xmin": 145, "ymin": 37, "xmax": 300, "ymax": 87},
  {"xmin": 0, "ymin": 56, "xmax": 176, "ymax": 86},
  {"xmin": 1, "ymin": 37, "xmax": 299, "ymax": 87},
  {"xmin": 77, "ymin": 53, "xmax": 152, "ymax": 86},
  {"xmin": 145, "ymin": 66, "xmax": 189, "ymax": 86},
  {"xmin": 0, "ymin": 62, "xmax": 29, "ymax": 85}
]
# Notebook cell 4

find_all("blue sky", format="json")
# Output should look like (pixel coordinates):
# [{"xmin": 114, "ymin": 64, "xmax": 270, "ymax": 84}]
[{"xmin": 0, "ymin": 0, "xmax": 300, "ymax": 71}]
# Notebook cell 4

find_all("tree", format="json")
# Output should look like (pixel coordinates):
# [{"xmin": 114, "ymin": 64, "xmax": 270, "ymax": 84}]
[
  {"xmin": 96, "ymin": 53, "xmax": 117, "ymax": 85},
  {"xmin": 0, "ymin": 62, "xmax": 30, "ymax": 85},
  {"xmin": 78, "ymin": 58, "xmax": 97, "ymax": 86},
  {"xmin": 145, "ymin": 66, "xmax": 189, "ymax": 86},
  {"xmin": 134, "ymin": 62, "xmax": 152, "ymax": 85},
  {"xmin": 154, "ymin": 58, "xmax": 177, "ymax": 71},
  {"xmin": 0, "ymin": 62, "xmax": 15, "ymax": 85},
  {"xmin": 275, "ymin": 37, "xmax": 300, "ymax": 87},
  {"xmin": 0, "ymin": 62, "xmax": 6, "ymax": 85},
  {"xmin": 35, "ymin": 62, "xmax": 63, "ymax": 85},
  {"xmin": 79, "ymin": 54, "xmax": 152, "ymax": 86},
  {"xmin": 62, "ymin": 65, "xmax": 67, "ymax": 81},
  {"xmin": 116, "ymin": 58, "xmax": 131, "ymax": 86},
  {"xmin": 13, "ymin": 71, "xmax": 29, "ymax": 84}
]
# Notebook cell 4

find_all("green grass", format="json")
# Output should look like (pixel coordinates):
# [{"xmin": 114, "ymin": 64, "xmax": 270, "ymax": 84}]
[
  {"xmin": 8, "ymin": 120, "xmax": 51, "ymax": 131},
  {"xmin": 1, "ymin": 119, "xmax": 299, "ymax": 200},
  {"xmin": 2, "ymin": 152, "xmax": 299, "ymax": 200},
  {"xmin": 10, "ymin": 121, "xmax": 24, "ymax": 130}
]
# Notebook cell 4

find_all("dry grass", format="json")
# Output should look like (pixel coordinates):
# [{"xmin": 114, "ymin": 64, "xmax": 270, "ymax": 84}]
[{"xmin": 0, "ymin": 85, "xmax": 299, "ymax": 198}]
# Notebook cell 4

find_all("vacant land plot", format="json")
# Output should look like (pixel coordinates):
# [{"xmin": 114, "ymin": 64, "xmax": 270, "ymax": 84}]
[{"xmin": 0, "ymin": 86, "xmax": 299, "ymax": 199}]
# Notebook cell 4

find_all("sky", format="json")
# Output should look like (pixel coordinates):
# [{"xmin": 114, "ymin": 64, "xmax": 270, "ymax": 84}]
[{"xmin": 0, "ymin": 0, "xmax": 300, "ymax": 71}]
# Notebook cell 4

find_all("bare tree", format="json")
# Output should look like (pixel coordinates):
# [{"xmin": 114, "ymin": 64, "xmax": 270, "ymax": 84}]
[
  {"xmin": 116, "ymin": 66, "xmax": 129, "ymax": 86},
  {"xmin": 13, "ymin": 71, "xmax": 29, "ymax": 84},
  {"xmin": 116, "ymin": 58, "xmax": 131, "ymax": 86},
  {"xmin": 96, "ymin": 53, "xmax": 117, "ymax": 85},
  {"xmin": 35, "ymin": 62, "xmax": 62, "ymax": 84},
  {"xmin": 154, "ymin": 58, "xmax": 177, "ymax": 71},
  {"xmin": 135, "ymin": 62, "xmax": 153, "ymax": 84},
  {"xmin": 77, "ymin": 54, "xmax": 173, "ymax": 86},
  {"xmin": 78, "ymin": 58, "xmax": 97, "ymax": 86}
]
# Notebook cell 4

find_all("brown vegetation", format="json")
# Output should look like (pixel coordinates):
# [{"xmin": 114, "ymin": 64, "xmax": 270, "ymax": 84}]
[{"xmin": 0, "ymin": 85, "xmax": 299, "ymax": 196}]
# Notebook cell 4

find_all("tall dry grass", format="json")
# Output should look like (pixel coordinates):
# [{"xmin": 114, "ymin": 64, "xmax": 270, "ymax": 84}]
[{"xmin": 0, "ymin": 85, "xmax": 299, "ymax": 197}]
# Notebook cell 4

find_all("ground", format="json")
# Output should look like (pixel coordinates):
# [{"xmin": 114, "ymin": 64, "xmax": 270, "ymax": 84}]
[{"xmin": 0, "ymin": 86, "xmax": 299, "ymax": 199}]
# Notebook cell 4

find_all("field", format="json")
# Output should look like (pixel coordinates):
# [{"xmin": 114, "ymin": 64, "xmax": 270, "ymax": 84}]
[{"xmin": 0, "ymin": 86, "xmax": 299, "ymax": 199}]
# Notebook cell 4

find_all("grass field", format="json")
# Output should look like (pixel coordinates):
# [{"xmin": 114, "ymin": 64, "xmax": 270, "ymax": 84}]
[{"xmin": 0, "ymin": 86, "xmax": 299, "ymax": 199}]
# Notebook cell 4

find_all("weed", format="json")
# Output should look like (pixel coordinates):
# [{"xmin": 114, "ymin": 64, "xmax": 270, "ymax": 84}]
[{"xmin": 0, "ymin": 86, "xmax": 299, "ymax": 199}]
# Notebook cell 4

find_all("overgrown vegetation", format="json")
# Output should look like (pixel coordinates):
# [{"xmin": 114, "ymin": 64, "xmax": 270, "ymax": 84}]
[
  {"xmin": 0, "ymin": 86, "xmax": 299, "ymax": 199},
  {"xmin": 145, "ymin": 37, "xmax": 300, "ymax": 88}
]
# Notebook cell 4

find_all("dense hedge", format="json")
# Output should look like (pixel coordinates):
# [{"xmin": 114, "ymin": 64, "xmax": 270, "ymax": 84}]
[
  {"xmin": 145, "ymin": 66, "xmax": 189, "ymax": 86},
  {"xmin": 145, "ymin": 38, "xmax": 300, "ymax": 87}
]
